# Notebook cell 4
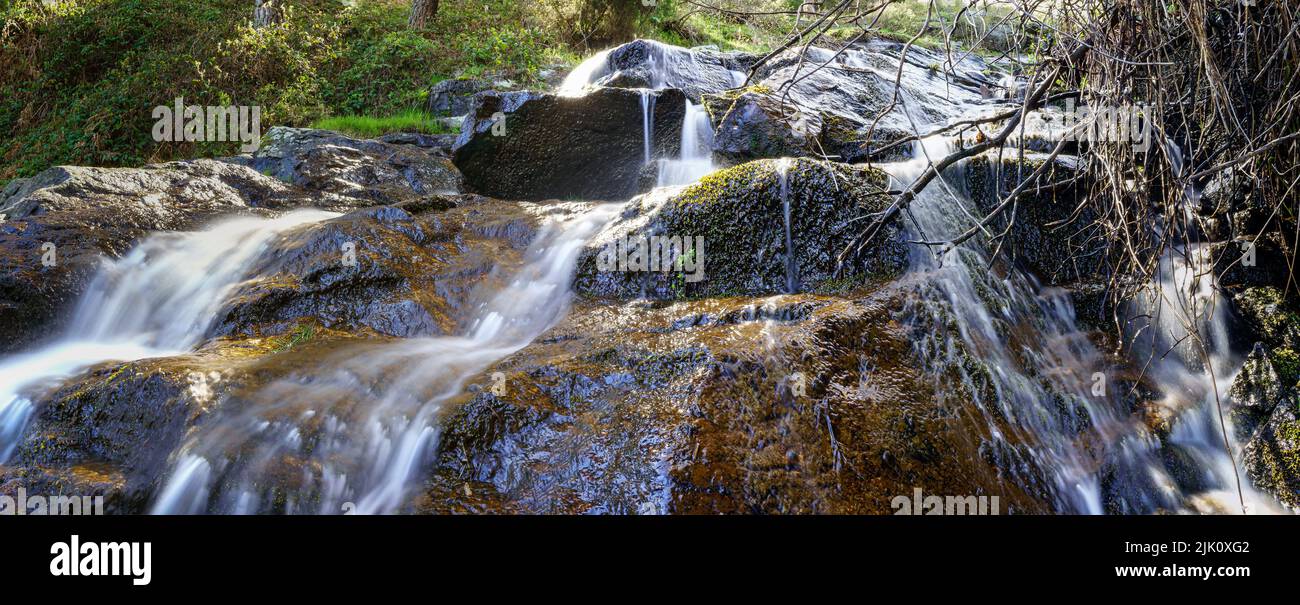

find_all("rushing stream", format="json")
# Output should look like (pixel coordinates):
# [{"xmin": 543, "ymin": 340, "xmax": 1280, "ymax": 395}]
[{"xmin": 0, "ymin": 39, "xmax": 1282, "ymax": 514}]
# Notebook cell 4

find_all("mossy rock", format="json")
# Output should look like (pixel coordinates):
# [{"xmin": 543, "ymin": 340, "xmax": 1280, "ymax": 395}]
[{"xmin": 575, "ymin": 158, "xmax": 907, "ymax": 299}]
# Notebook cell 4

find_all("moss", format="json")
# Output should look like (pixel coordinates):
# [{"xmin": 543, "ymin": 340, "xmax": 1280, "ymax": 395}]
[
  {"xmin": 1237, "ymin": 286, "xmax": 1300, "ymax": 347},
  {"xmin": 1272, "ymin": 347, "xmax": 1300, "ymax": 387}
]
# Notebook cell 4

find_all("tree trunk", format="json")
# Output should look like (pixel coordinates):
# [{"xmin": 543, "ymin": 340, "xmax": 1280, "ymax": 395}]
[
  {"xmin": 253, "ymin": 0, "xmax": 281, "ymax": 28},
  {"xmin": 409, "ymin": 0, "xmax": 440, "ymax": 29}
]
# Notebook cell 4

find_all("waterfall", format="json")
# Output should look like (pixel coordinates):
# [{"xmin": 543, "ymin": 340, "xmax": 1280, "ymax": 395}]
[
  {"xmin": 640, "ymin": 90, "xmax": 655, "ymax": 165},
  {"xmin": 150, "ymin": 202, "xmax": 625, "ymax": 514},
  {"xmin": 561, "ymin": 42, "xmax": 722, "ymax": 187},
  {"xmin": 656, "ymin": 100, "xmax": 716, "ymax": 187},
  {"xmin": 0, "ymin": 210, "xmax": 338, "ymax": 463},
  {"xmin": 557, "ymin": 49, "xmax": 611, "ymax": 97},
  {"xmin": 775, "ymin": 158, "xmax": 797, "ymax": 294},
  {"xmin": 886, "ymin": 134, "xmax": 1274, "ymax": 513}
]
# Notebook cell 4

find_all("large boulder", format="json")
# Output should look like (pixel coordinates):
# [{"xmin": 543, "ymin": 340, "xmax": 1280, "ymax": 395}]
[
  {"xmin": 245, "ymin": 127, "xmax": 464, "ymax": 203},
  {"xmin": 0, "ymin": 159, "xmax": 328, "ymax": 353},
  {"xmin": 562, "ymin": 39, "xmax": 753, "ymax": 102},
  {"xmin": 574, "ymin": 158, "xmax": 908, "ymax": 299},
  {"xmin": 452, "ymin": 88, "xmax": 687, "ymax": 200}
]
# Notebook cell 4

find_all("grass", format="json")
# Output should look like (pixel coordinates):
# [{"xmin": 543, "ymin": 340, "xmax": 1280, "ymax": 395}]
[{"xmin": 312, "ymin": 110, "xmax": 452, "ymax": 138}]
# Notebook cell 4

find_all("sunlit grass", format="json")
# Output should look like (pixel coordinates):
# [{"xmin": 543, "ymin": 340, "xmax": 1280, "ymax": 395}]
[{"xmin": 311, "ymin": 110, "xmax": 451, "ymax": 138}]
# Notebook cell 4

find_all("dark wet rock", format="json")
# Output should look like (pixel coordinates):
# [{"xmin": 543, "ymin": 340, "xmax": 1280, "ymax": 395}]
[
  {"xmin": 1211, "ymin": 233, "xmax": 1297, "ymax": 293},
  {"xmin": 580, "ymin": 39, "xmax": 752, "ymax": 102},
  {"xmin": 425, "ymin": 293, "xmax": 1049, "ymax": 514},
  {"xmin": 1243, "ymin": 397, "xmax": 1300, "ymax": 509},
  {"xmin": 211, "ymin": 197, "xmax": 541, "ymax": 339},
  {"xmin": 0, "ymin": 159, "xmax": 320, "ymax": 353},
  {"xmin": 452, "ymin": 87, "xmax": 687, "ymax": 201},
  {"xmin": 247, "ymin": 127, "xmax": 464, "ymax": 203},
  {"xmin": 710, "ymin": 89, "xmax": 823, "ymax": 163},
  {"xmin": 959, "ymin": 152, "xmax": 1099, "ymax": 285},
  {"xmin": 575, "ymin": 158, "xmax": 907, "ymax": 299},
  {"xmin": 1234, "ymin": 287, "xmax": 1300, "ymax": 351}
]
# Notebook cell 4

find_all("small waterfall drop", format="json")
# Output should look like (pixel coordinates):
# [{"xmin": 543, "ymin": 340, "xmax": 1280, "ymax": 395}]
[
  {"xmin": 150, "ymin": 203, "xmax": 625, "ymax": 514},
  {"xmin": 656, "ymin": 100, "xmax": 716, "ymax": 187},
  {"xmin": 775, "ymin": 158, "xmax": 797, "ymax": 294},
  {"xmin": 639, "ymin": 90, "xmax": 655, "ymax": 165},
  {"xmin": 0, "ymin": 210, "xmax": 338, "ymax": 463}
]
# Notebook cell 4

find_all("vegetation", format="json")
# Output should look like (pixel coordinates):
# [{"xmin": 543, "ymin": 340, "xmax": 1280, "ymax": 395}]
[{"xmin": 311, "ymin": 109, "xmax": 449, "ymax": 138}]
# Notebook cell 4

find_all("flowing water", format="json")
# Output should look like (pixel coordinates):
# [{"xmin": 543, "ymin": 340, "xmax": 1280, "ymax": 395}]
[
  {"xmin": 883, "ymin": 135, "xmax": 1269, "ymax": 513},
  {"xmin": 0, "ymin": 210, "xmax": 337, "ymax": 463},
  {"xmin": 150, "ymin": 203, "xmax": 624, "ymax": 514},
  {"xmin": 657, "ymin": 100, "xmax": 716, "ymax": 187},
  {"xmin": 0, "ymin": 40, "xmax": 1280, "ymax": 515}
]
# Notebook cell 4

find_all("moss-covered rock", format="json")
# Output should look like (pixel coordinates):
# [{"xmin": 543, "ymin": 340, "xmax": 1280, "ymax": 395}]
[
  {"xmin": 1229, "ymin": 344, "xmax": 1289, "ymax": 440},
  {"xmin": 575, "ymin": 158, "xmax": 906, "ymax": 299},
  {"xmin": 1243, "ymin": 399, "xmax": 1300, "ymax": 509}
]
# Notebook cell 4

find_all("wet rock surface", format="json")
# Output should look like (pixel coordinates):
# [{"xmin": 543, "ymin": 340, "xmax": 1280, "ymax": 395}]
[
  {"xmin": 211, "ymin": 196, "xmax": 539, "ymax": 340},
  {"xmin": 453, "ymin": 87, "xmax": 687, "ymax": 200},
  {"xmin": 578, "ymin": 40, "xmax": 754, "ymax": 102},
  {"xmin": 423, "ymin": 291, "xmax": 1046, "ymax": 514}
]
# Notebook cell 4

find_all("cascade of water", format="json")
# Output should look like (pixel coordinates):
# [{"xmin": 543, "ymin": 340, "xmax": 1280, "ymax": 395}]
[
  {"xmin": 0, "ymin": 210, "xmax": 338, "ymax": 463},
  {"xmin": 1125, "ymin": 246, "xmax": 1279, "ymax": 513},
  {"xmin": 150, "ymin": 202, "xmax": 625, "ymax": 514},
  {"xmin": 656, "ymin": 100, "xmax": 716, "ymax": 187},
  {"xmin": 775, "ymin": 158, "xmax": 797, "ymax": 294},
  {"xmin": 894, "ymin": 137, "xmax": 1170, "ymax": 515},
  {"xmin": 640, "ymin": 90, "xmax": 655, "ymax": 165}
]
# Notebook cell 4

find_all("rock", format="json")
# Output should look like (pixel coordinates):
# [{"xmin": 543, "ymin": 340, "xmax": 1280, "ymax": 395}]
[
  {"xmin": 710, "ymin": 89, "xmax": 823, "ymax": 163},
  {"xmin": 959, "ymin": 152, "xmax": 1099, "ymax": 285},
  {"xmin": 1211, "ymin": 232, "xmax": 1297, "ymax": 293},
  {"xmin": 1229, "ymin": 344, "xmax": 1288, "ymax": 439},
  {"xmin": 572, "ymin": 39, "xmax": 752, "ymax": 102},
  {"xmin": 452, "ymin": 88, "xmax": 687, "ymax": 200},
  {"xmin": 428, "ymin": 78, "xmax": 491, "ymax": 116},
  {"xmin": 248, "ymin": 127, "xmax": 464, "ymax": 203},
  {"xmin": 574, "ymin": 158, "xmax": 907, "ymax": 299},
  {"xmin": 0, "ymin": 159, "xmax": 322, "ymax": 353},
  {"xmin": 424, "ymin": 293, "xmax": 1050, "ymax": 514},
  {"xmin": 210, "ymin": 197, "xmax": 540, "ymax": 340},
  {"xmin": 710, "ymin": 40, "xmax": 994, "ymax": 162},
  {"xmin": 1243, "ymin": 398, "xmax": 1300, "ymax": 508}
]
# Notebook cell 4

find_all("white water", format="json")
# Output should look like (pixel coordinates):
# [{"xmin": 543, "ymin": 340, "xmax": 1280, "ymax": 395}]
[
  {"xmin": 656, "ymin": 100, "xmax": 716, "ymax": 187},
  {"xmin": 150, "ymin": 203, "xmax": 624, "ymax": 514},
  {"xmin": 775, "ymin": 158, "xmax": 797, "ymax": 294},
  {"xmin": 639, "ymin": 90, "xmax": 655, "ymax": 165},
  {"xmin": 0, "ymin": 210, "xmax": 337, "ymax": 464}
]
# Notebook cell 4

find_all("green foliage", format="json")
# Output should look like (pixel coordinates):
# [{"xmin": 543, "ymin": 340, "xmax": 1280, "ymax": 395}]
[
  {"xmin": 312, "ymin": 110, "xmax": 450, "ymax": 138},
  {"xmin": 273, "ymin": 323, "xmax": 318, "ymax": 353},
  {"xmin": 0, "ymin": 0, "xmax": 564, "ymax": 180}
]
